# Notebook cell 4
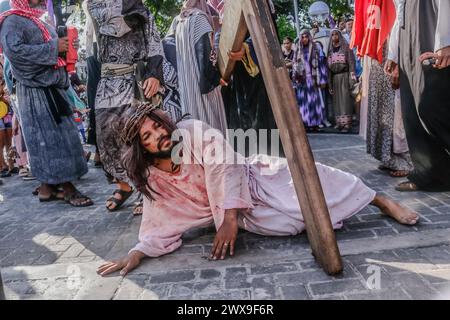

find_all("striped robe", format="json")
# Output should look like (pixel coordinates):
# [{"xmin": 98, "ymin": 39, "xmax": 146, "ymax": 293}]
[{"xmin": 171, "ymin": 11, "xmax": 228, "ymax": 136}]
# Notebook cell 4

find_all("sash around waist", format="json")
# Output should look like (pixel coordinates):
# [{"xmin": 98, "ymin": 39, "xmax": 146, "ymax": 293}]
[{"xmin": 101, "ymin": 63, "xmax": 135, "ymax": 77}]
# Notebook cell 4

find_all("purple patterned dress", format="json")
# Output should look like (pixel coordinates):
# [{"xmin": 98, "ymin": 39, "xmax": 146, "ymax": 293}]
[{"xmin": 293, "ymin": 33, "xmax": 328, "ymax": 128}]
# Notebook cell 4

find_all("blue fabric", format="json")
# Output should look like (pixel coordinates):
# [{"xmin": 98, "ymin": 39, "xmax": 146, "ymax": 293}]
[
  {"xmin": 354, "ymin": 48, "xmax": 363, "ymax": 78},
  {"xmin": 67, "ymin": 85, "xmax": 86, "ymax": 110},
  {"xmin": 0, "ymin": 14, "xmax": 87, "ymax": 184},
  {"xmin": 3, "ymin": 57, "xmax": 14, "ymax": 94}
]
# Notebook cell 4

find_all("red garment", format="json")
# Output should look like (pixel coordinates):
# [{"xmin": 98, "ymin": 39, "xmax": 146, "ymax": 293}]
[
  {"xmin": 0, "ymin": 0, "xmax": 65, "ymax": 68},
  {"xmin": 351, "ymin": 0, "xmax": 371, "ymax": 52},
  {"xmin": 351, "ymin": 0, "xmax": 396, "ymax": 63}
]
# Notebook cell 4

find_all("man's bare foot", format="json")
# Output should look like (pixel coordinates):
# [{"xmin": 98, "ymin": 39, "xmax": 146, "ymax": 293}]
[{"xmin": 371, "ymin": 195, "xmax": 419, "ymax": 225}]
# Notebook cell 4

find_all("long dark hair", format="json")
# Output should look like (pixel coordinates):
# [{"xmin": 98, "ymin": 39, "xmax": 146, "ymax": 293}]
[{"xmin": 121, "ymin": 108, "xmax": 179, "ymax": 200}]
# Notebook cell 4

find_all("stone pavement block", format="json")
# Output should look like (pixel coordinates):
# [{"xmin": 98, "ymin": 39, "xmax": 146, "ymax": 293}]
[
  {"xmin": 345, "ymin": 221, "xmax": 388, "ymax": 231},
  {"xmin": 289, "ymin": 235, "xmax": 310, "ymax": 247},
  {"xmin": 391, "ymin": 224, "xmax": 418, "ymax": 234},
  {"xmin": 402, "ymin": 285, "xmax": 440, "ymax": 300},
  {"xmin": 58, "ymin": 243, "xmax": 85, "ymax": 259},
  {"xmin": 309, "ymin": 279, "xmax": 367, "ymax": 297},
  {"xmin": 275, "ymin": 270, "xmax": 331, "ymax": 285},
  {"xmin": 224, "ymin": 267, "xmax": 251, "ymax": 289},
  {"xmin": 426, "ymin": 214, "xmax": 450, "ymax": 223},
  {"xmin": 194, "ymin": 289, "xmax": 251, "ymax": 300},
  {"xmin": 44, "ymin": 278, "xmax": 80, "ymax": 300},
  {"xmin": 4, "ymin": 280, "xmax": 35, "ymax": 297},
  {"xmin": 1, "ymin": 252, "xmax": 42, "ymax": 267},
  {"xmin": 431, "ymin": 282, "xmax": 450, "ymax": 299},
  {"xmin": 250, "ymin": 262, "xmax": 298, "ymax": 275},
  {"xmin": 298, "ymin": 260, "xmax": 321, "ymax": 271},
  {"xmin": 150, "ymin": 270, "xmax": 196, "ymax": 284},
  {"xmin": 56, "ymin": 256, "xmax": 96, "ymax": 264},
  {"xmin": 417, "ymin": 222, "xmax": 450, "ymax": 232},
  {"xmin": 113, "ymin": 277, "xmax": 148, "ymax": 300},
  {"xmin": 406, "ymin": 203, "xmax": 438, "ymax": 216},
  {"xmin": 58, "ymin": 237, "xmax": 83, "ymax": 246},
  {"xmin": 169, "ymin": 283, "xmax": 194, "ymax": 297},
  {"xmin": 74, "ymin": 276, "xmax": 122, "ymax": 300},
  {"xmin": 32, "ymin": 252, "xmax": 61, "ymax": 266},
  {"xmin": 199, "ymin": 269, "xmax": 222, "ymax": 280},
  {"xmin": 46, "ymin": 244, "xmax": 71, "ymax": 252},
  {"xmin": 279, "ymin": 284, "xmax": 310, "ymax": 300},
  {"xmin": 393, "ymin": 248, "xmax": 433, "ymax": 262},
  {"xmin": 389, "ymin": 272, "xmax": 432, "ymax": 289},
  {"xmin": 415, "ymin": 246, "xmax": 450, "ymax": 266},
  {"xmin": 193, "ymin": 280, "xmax": 223, "ymax": 293},
  {"xmin": 172, "ymin": 245, "xmax": 203, "ymax": 256},
  {"xmin": 344, "ymin": 288, "xmax": 410, "ymax": 300},
  {"xmin": 344, "ymin": 215, "xmax": 362, "ymax": 224},
  {"xmin": 246, "ymin": 238, "xmax": 292, "ymax": 250},
  {"xmin": 418, "ymin": 270, "xmax": 450, "ymax": 284},
  {"xmin": 353, "ymin": 265, "xmax": 399, "ymax": 290},
  {"xmin": 43, "ymin": 235, "xmax": 65, "ymax": 246},
  {"xmin": 372, "ymin": 228, "xmax": 399, "ymax": 237},
  {"xmin": 141, "ymin": 284, "xmax": 170, "ymax": 300},
  {"xmin": 335, "ymin": 230, "xmax": 375, "ymax": 241},
  {"xmin": 432, "ymin": 206, "xmax": 450, "ymax": 214},
  {"xmin": 418, "ymin": 197, "xmax": 446, "ymax": 208},
  {"xmin": 79, "ymin": 248, "xmax": 97, "ymax": 258},
  {"xmin": 250, "ymin": 276, "xmax": 278, "ymax": 299},
  {"xmin": 357, "ymin": 214, "xmax": 389, "ymax": 222}
]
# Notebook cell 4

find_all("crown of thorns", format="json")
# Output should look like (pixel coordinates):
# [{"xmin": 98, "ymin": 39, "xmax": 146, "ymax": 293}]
[{"xmin": 121, "ymin": 102, "xmax": 161, "ymax": 145}]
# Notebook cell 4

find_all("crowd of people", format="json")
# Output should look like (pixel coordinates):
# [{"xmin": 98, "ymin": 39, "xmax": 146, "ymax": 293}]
[
  {"xmin": 0, "ymin": 0, "xmax": 448, "ymax": 277},
  {"xmin": 282, "ymin": 18, "xmax": 361, "ymax": 133}
]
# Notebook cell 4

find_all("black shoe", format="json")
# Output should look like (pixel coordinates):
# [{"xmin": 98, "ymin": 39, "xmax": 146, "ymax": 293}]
[{"xmin": 10, "ymin": 167, "xmax": 19, "ymax": 174}]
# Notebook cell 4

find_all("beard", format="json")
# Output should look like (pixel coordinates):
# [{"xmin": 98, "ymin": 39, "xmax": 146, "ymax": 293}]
[{"xmin": 149, "ymin": 136, "xmax": 175, "ymax": 159}]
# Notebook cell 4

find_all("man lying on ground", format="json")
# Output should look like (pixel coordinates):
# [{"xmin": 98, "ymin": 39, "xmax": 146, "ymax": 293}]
[{"xmin": 97, "ymin": 103, "xmax": 419, "ymax": 277}]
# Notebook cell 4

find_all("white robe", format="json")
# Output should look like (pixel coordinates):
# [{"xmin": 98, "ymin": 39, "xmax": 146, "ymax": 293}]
[{"xmin": 131, "ymin": 120, "xmax": 376, "ymax": 258}]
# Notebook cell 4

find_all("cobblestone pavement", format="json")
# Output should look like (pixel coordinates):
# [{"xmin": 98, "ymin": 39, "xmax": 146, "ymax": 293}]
[{"xmin": 1, "ymin": 134, "xmax": 450, "ymax": 300}]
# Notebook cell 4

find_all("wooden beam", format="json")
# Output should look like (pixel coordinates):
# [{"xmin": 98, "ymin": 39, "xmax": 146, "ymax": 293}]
[
  {"xmin": 217, "ymin": 0, "xmax": 248, "ymax": 81},
  {"xmin": 219, "ymin": 0, "xmax": 343, "ymax": 275}
]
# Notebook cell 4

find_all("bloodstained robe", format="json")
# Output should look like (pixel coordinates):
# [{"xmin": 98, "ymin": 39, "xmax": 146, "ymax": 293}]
[{"xmin": 130, "ymin": 120, "xmax": 376, "ymax": 257}]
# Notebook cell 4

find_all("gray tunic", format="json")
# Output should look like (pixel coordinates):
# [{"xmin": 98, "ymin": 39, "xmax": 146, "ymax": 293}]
[
  {"xmin": 88, "ymin": 0, "xmax": 182, "ymax": 182},
  {"xmin": 0, "ymin": 15, "xmax": 88, "ymax": 185}
]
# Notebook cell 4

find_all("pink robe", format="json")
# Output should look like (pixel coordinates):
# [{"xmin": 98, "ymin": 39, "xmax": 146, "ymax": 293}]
[{"xmin": 131, "ymin": 120, "xmax": 376, "ymax": 257}]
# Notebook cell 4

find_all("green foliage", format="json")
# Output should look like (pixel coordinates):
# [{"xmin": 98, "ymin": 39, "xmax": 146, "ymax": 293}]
[
  {"xmin": 143, "ymin": 0, "xmax": 183, "ymax": 36},
  {"xmin": 276, "ymin": 14, "xmax": 297, "ymax": 42},
  {"xmin": 274, "ymin": 0, "xmax": 353, "ymax": 29},
  {"xmin": 140, "ymin": 0, "xmax": 352, "ymax": 37}
]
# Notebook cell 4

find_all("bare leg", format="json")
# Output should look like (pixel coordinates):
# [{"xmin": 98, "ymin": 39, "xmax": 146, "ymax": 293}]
[{"xmin": 371, "ymin": 195, "xmax": 419, "ymax": 225}]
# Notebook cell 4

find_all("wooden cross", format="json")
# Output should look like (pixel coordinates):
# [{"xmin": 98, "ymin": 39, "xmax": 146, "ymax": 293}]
[{"xmin": 218, "ymin": 0, "xmax": 343, "ymax": 275}]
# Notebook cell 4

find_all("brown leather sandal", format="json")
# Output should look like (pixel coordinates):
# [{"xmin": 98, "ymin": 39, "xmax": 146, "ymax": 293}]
[
  {"xmin": 395, "ymin": 181, "xmax": 419, "ymax": 192},
  {"xmin": 106, "ymin": 189, "xmax": 133, "ymax": 212},
  {"xmin": 389, "ymin": 170, "xmax": 410, "ymax": 178}
]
